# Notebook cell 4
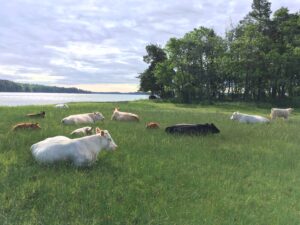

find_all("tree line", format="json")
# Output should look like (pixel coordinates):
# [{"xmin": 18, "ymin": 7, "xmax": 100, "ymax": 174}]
[
  {"xmin": 139, "ymin": 0, "xmax": 300, "ymax": 103},
  {"xmin": 0, "ymin": 79, "xmax": 91, "ymax": 93}
]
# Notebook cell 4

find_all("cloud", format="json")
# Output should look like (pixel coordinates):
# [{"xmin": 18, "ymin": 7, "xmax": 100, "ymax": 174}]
[{"xmin": 0, "ymin": 0, "xmax": 299, "ymax": 91}]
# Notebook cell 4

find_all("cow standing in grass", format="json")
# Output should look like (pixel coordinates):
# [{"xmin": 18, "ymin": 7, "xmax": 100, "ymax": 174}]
[
  {"xmin": 31, "ymin": 128, "xmax": 117, "ymax": 167},
  {"xmin": 270, "ymin": 108, "xmax": 293, "ymax": 120}
]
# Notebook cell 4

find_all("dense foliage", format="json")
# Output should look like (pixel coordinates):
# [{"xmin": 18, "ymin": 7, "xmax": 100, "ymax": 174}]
[
  {"xmin": 139, "ymin": 0, "xmax": 300, "ymax": 103},
  {"xmin": 0, "ymin": 79, "xmax": 91, "ymax": 93}
]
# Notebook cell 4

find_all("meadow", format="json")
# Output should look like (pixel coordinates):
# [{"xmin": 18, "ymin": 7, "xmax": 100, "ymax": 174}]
[{"xmin": 1, "ymin": 100, "xmax": 300, "ymax": 225}]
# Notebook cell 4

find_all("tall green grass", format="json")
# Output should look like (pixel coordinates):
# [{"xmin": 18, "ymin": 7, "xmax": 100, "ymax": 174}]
[{"xmin": 1, "ymin": 101, "xmax": 300, "ymax": 224}]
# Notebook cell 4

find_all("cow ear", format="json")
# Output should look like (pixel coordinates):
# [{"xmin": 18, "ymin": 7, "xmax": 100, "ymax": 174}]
[
  {"xmin": 100, "ymin": 130, "xmax": 105, "ymax": 136},
  {"xmin": 95, "ymin": 127, "xmax": 101, "ymax": 133}
]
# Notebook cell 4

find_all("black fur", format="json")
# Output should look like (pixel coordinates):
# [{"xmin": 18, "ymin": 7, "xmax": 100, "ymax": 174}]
[
  {"xmin": 149, "ymin": 95, "xmax": 157, "ymax": 99},
  {"xmin": 165, "ymin": 123, "xmax": 220, "ymax": 135}
]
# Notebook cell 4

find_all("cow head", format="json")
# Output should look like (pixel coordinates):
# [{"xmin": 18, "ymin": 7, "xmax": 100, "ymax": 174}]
[
  {"xmin": 31, "ymin": 123, "xmax": 41, "ymax": 129},
  {"xmin": 111, "ymin": 107, "xmax": 119, "ymax": 120},
  {"xmin": 230, "ymin": 112, "xmax": 240, "ymax": 121},
  {"xmin": 96, "ymin": 127, "xmax": 117, "ymax": 151},
  {"xmin": 85, "ymin": 127, "xmax": 93, "ymax": 135},
  {"xmin": 209, "ymin": 123, "xmax": 220, "ymax": 133},
  {"xmin": 93, "ymin": 112, "xmax": 105, "ymax": 121}
]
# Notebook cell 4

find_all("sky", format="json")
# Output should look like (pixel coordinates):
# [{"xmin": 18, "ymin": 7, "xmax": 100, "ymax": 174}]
[{"xmin": 0, "ymin": 0, "xmax": 299, "ymax": 92}]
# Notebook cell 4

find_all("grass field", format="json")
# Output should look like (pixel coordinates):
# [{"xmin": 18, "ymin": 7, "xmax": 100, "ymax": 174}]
[{"xmin": 1, "ymin": 100, "xmax": 300, "ymax": 225}]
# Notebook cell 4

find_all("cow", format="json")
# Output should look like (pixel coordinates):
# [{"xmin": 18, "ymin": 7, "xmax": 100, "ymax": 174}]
[
  {"xmin": 146, "ymin": 122, "xmax": 160, "ymax": 129},
  {"xmin": 26, "ymin": 111, "xmax": 46, "ymax": 118},
  {"xmin": 165, "ymin": 123, "xmax": 220, "ymax": 135},
  {"xmin": 149, "ymin": 95, "xmax": 157, "ymax": 100},
  {"xmin": 230, "ymin": 112, "xmax": 270, "ymax": 123},
  {"xmin": 70, "ymin": 127, "xmax": 93, "ymax": 136},
  {"xmin": 12, "ymin": 122, "xmax": 41, "ymax": 131},
  {"xmin": 111, "ymin": 108, "xmax": 139, "ymax": 122},
  {"xmin": 55, "ymin": 104, "xmax": 69, "ymax": 109},
  {"xmin": 30, "ymin": 128, "xmax": 117, "ymax": 167},
  {"xmin": 270, "ymin": 108, "xmax": 293, "ymax": 120},
  {"xmin": 62, "ymin": 112, "xmax": 104, "ymax": 125}
]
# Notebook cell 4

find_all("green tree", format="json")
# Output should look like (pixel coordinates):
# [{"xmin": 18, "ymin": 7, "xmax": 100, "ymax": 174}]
[{"xmin": 138, "ymin": 44, "xmax": 167, "ymax": 95}]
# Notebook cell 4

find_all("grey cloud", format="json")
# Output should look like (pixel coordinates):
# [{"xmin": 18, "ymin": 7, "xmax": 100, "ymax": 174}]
[{"xmin": 0, "ymin": 0, "xmax": 299, "ymax": 88}]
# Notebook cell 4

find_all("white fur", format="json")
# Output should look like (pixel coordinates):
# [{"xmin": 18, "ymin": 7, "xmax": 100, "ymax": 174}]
[
  {"xmin": 270, "ymin": 108, "xmax": 293, "ymax": 120},
  {"xmin": 230, "ymin": 112, "xmax": 270, "ymax": 123},
  {"xmin": 31, "ymin": 130, "xmax": 117, "ymax": 167},
  {"xmin": 62, "ymin": 112, "xmax": 104, "ymax": 125},
  {"xmin": 55, "ymin": 103, "xmax": 69, "ymax": 108},
  {"xmin": 111, "ymin": 108, "xmax": 139, "ymax": 121},
  {"xmin": 71, "ymin": 126, "xmax": 93, "ymax": 136}
]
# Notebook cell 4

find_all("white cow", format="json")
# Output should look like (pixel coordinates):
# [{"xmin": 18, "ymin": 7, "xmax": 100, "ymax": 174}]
[
  {"xmin": 270, "ymin": 108, "xmax": 293, "ymax": 120},
  {"xmin": 230, "ymin": 112, "xmax": 270, "ymax": 123},
  {"xmin": 31, "ymin": 128, "xmax": 117, "ymax": 167},
  {"xmin": 111, "ymin": 108, "xmax": 139, "ymax": 122},
  {"xmin": 55, "ymin": 103, "xmax": 69, "ymax": 109},
  {"xmin": 71, "ymin": 126, "xmax": 93, "ymax": 136},
  {"xmin": 62, "ymin": 112, "xmax": 104, "ymax": 125}
]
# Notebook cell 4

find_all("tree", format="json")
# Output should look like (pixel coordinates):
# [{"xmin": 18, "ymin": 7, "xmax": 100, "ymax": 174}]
[{"xmin": 138, "ymin": 44, "xmax": 167, "ymax": 95}]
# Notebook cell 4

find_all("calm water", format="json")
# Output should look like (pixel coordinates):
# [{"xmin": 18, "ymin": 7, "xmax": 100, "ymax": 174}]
[{"xmin": 0, "ymin": 92, "xmax": 149, "ymax": 106}]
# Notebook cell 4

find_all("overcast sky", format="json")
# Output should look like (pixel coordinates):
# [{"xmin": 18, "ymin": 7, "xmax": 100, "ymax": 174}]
[{"xmin": 0, "ymin": 0, "xmax": 299, "ymax": 92}]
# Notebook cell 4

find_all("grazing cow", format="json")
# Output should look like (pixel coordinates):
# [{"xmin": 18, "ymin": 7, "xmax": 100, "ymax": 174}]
[
  {"xmin": 165, "ymin": 123, "xmax": 220, "ymax": 135},
  {"xmin": 13, "ymin": 122, "xmax": 41, "ymax": 131},
  {"xmin": 111, "ymin": 108, "xmax": 139, "ymax": 122},
  {"xmin": 62, "ymin": 112, "xmax": 104, "ymax": 125},
  {"xmin": 31, "ymin": 128, "xmax": 117, "ymax": 167},
  {"xmin": 230, "ymin": 112, "xmax": 269, "ymax": 123},
  {"xmin": 55, "ymin": 104, "xmax": 69, "ymax": 109},
  {"xmin": 26, "ymin": 111, "xmax": 46, "ymax": 118},
  {"xmin": 71, "ymin": 126, "xmax": 93, "ymax": 136},
  {"xmin": 146, "ymin": 122, "xmax": 160, "ymax": 129},
  {"xmin": 270, "ymin": 108, "xmax": 293, "ymax": 120}
]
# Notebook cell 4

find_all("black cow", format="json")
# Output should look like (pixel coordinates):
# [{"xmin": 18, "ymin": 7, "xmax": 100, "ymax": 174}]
[
  {"xmin": 165, "ymin": 123, "xmax": 220, "ymax": 135},
  {"xmin": 149, "ymin": 95, "xmax": 158, "ymax": 100}
]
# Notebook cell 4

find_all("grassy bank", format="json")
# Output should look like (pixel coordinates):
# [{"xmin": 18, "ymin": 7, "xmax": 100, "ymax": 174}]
[{"xmin": 1, "ymin": 101, "xmax": 300, "ymax": 225}]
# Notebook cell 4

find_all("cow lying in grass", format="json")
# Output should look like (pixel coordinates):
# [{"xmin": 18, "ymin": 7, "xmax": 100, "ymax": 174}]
[
  {"xmin": 165, "ymin": 123, "xmax": 220, "ymax": 135},
  {"xmin": 230, "ymin": 112, "xmax": 269, "ymax": 123},
  {"xmin": 111, "ymin": 108, "xmax": 139, "ymax": 122},
  {"xmin": 31, "ymin": 128, "xmax": 117, "ymax": 167},
  {"xmin": 146, "ymin": 122, "xmax": 160, "ymax": 129},
  {"xmin": 62, "ymin": 112, "xmax": 104, "ymax": 125},
  {"xmin": 13, "ymin": 122, "xmax": 41, "ymax": 131},
  {"xmin": 71, "ymin": 127, "xmax": 93, "ymax": 136},
  {"xmin": 55, "ymin": 103, "xmax": 69, "ymax": 108},
  {"xmin": 270, "ymin": 108, "xmax": 293, "ymax": 120},
  {"xmin": 26, "ymin": 111, "xmax": 46, "ymax": 118}
]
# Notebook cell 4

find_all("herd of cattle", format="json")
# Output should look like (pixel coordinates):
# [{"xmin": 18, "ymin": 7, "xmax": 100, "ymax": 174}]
[{"xmin": 11, "ymin": 104, "xmax": 294, "ymax": 167}]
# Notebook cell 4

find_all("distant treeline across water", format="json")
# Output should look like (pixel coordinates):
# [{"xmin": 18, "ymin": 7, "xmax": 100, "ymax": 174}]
[{"xmin": 0, "ymin": 79, "xmax": 90, "ymax": 93}]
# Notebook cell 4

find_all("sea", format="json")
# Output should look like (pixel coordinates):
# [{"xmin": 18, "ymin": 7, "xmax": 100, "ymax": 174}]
[{"xmin": 0, "ymin": 92, "xmax": 149, "ymax": 106}]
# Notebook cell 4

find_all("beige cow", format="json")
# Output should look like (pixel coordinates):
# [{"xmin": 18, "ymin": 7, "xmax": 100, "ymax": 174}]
[{"xmin": 111, "ymin": 108, "xmax": 139, "ymax": 122}]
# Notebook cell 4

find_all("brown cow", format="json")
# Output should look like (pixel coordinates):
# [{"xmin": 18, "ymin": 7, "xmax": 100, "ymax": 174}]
[
  {"xmin": 146, "ymin": 122, "xmax": 160, "ymax": 129},
  {"xmin": 12, "ymin": 123, "xmax": 41, "ymax": 131},
  {"xmin": 26, "ymin": 111, "xmax": 46, "ymax": 118}
]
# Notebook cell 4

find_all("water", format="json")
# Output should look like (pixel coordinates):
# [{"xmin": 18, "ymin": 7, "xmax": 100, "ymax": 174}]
[{"xmin": 0, "ymin": 92, "xmax": 149, "ymax": 106}]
